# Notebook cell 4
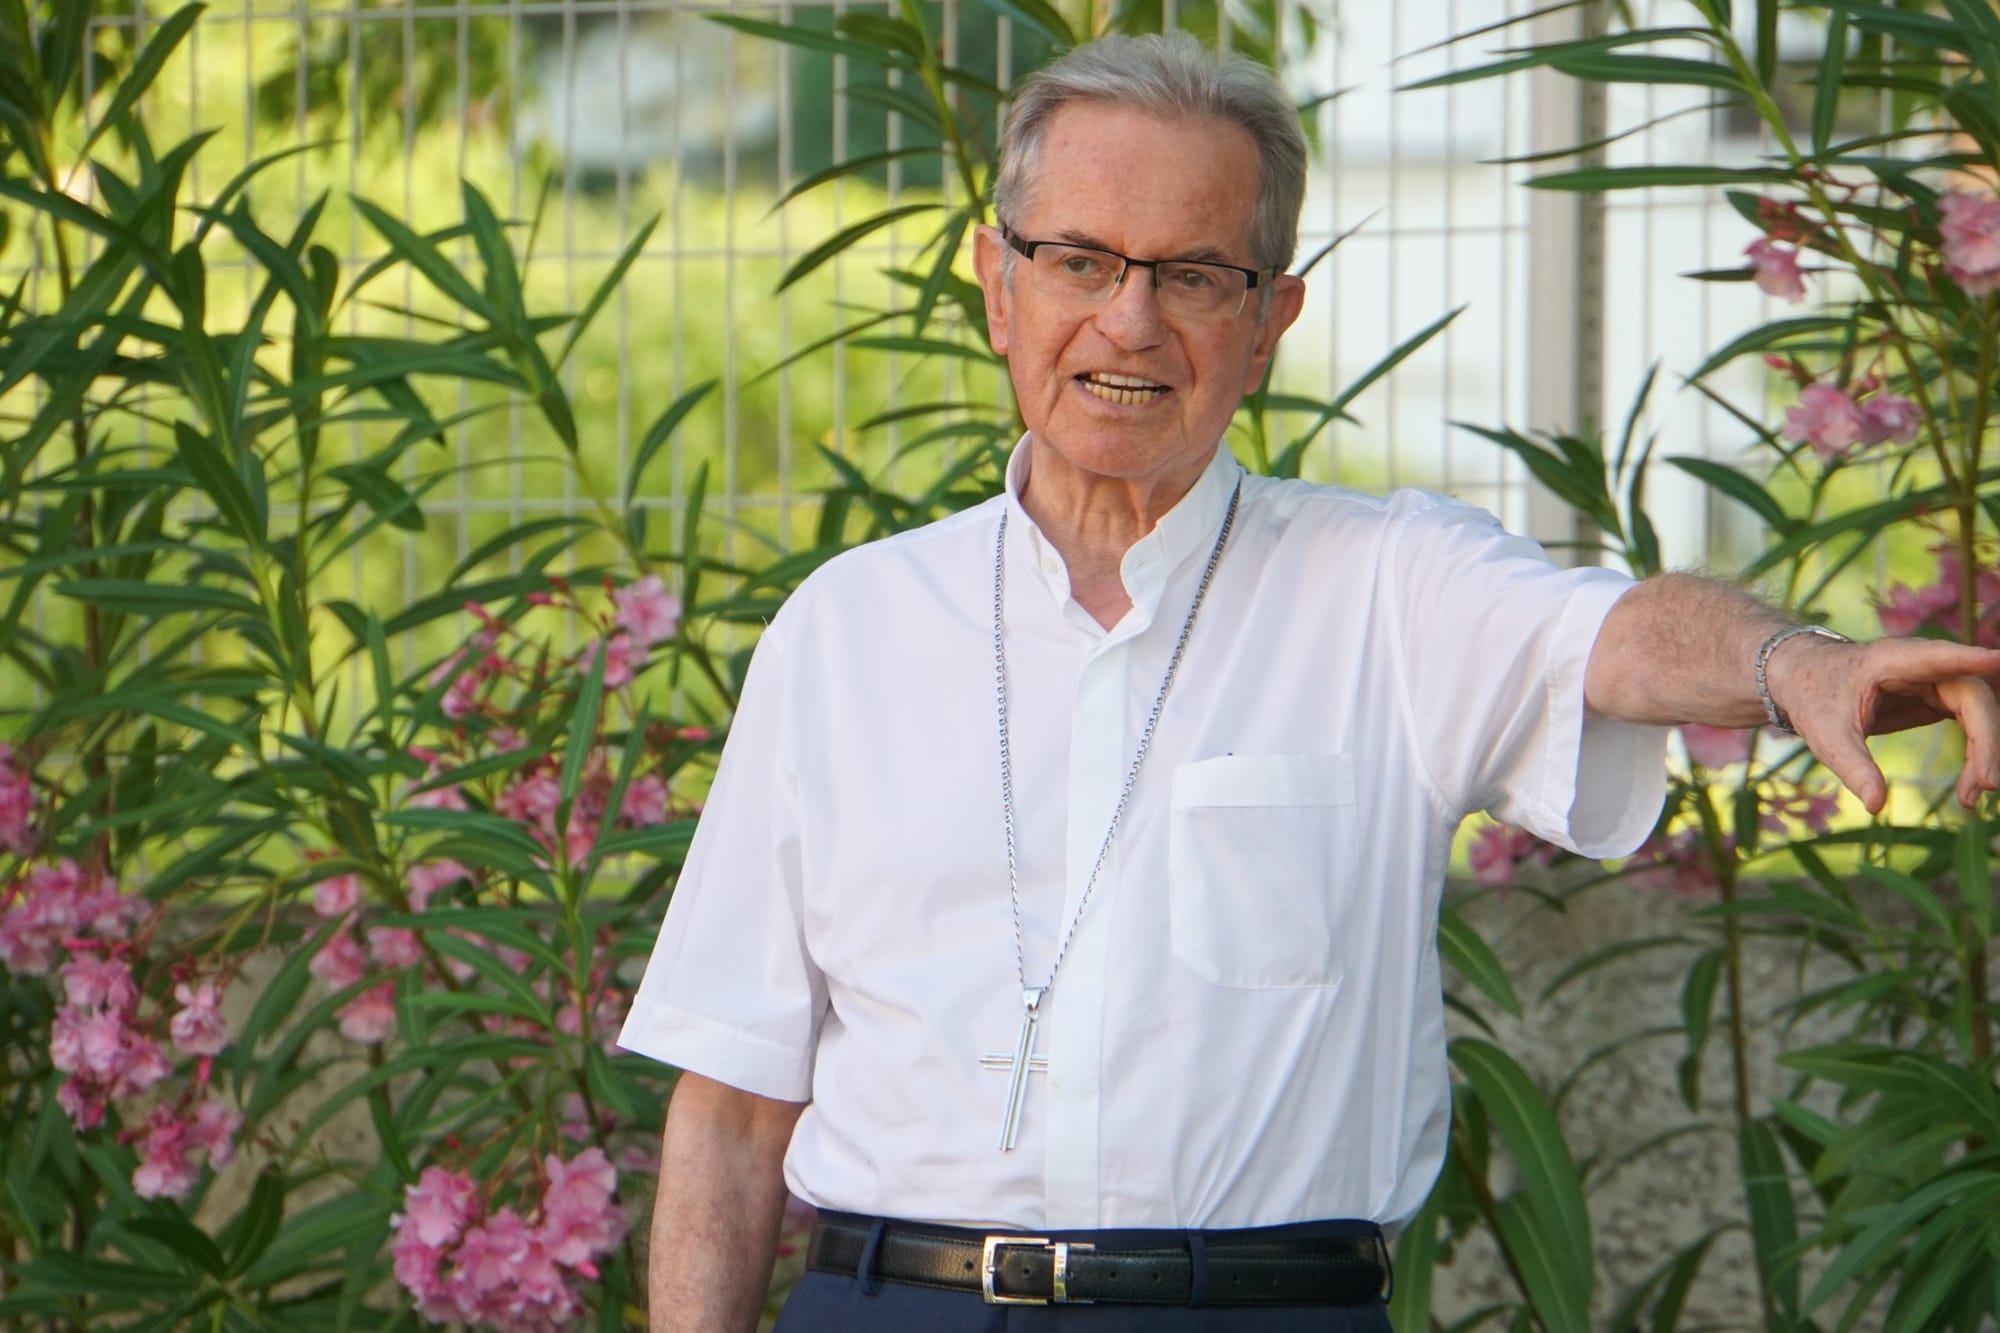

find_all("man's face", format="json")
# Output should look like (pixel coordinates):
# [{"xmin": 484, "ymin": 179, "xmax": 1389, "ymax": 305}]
[{"xmin": 974, "ymin": 103, "xmax": 1305, "ymax": 496}]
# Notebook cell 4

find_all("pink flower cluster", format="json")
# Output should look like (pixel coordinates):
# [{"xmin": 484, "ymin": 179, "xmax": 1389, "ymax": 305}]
[
  {"xmin": 1467, "ymin": 824, "xmax": 1556, "ymax": 886},
  {"xmin": 132, "ymin": 1098, "xmax": 241, "ymax": 1199},
  {"xmin": 1781, "ymin": 383, "xmax": 1922, "ymax": 460},
  {"xmin": 391, "ymin": 1151, "xmax": 627, "ymax": 1332},
  {"xmin": 1939, "ymin": 191, "xmax": 2000, "ymax": 297},
  {"xmin": 1681, "ymin": 724, "xmax": 1754, "ymax": 770},
  {"xmin": 50, "ymin": 952, "xmax": 171, "ymax": 1131},
  {"xmin": 1746, "ymin": 237, "xmax": 1807, "ymax": 303},
  {"xmin": 1, "ymin": 858, "xmax": 147, "ymax": 976},
  {"xmin": 0, "ymin": 743, "xmax": 34, "ymax": 856},
  {"xmin": 493, "ymin": 753, "xmax": 672, "ymax": 871},
  {"xmin": 1877, "ymin": 544, "xmax": 2000, "ymax": 645}
]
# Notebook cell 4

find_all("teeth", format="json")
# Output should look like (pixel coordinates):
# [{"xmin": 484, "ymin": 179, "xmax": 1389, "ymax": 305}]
[{"xmin": 1078, "ymin": 373, "xmax": 1168, "ymax": 406}]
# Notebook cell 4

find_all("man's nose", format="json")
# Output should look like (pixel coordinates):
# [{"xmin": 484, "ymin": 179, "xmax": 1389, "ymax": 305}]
[{"xmin": 1094, "ymin": 266, "xmax": 1169, "ymax": 347}]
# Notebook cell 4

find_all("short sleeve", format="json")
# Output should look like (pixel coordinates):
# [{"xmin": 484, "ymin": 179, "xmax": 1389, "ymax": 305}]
[
  {"xmin": 617, "ymin": 623, "xmax": 824, "ymax": 1102},
  {"xmin": 1386, "ymin": 498, "xmax": 1666, "ymax": 857}
]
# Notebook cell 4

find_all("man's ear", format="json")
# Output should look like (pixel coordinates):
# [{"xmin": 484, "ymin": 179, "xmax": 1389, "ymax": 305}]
[
  {"xmin": 972, "ymin": 225, "xmax": 1012, "ymax": 358},
  {"xmin": 1240, "ymin": 273, "xmax": 1306, "ymax": 394}
]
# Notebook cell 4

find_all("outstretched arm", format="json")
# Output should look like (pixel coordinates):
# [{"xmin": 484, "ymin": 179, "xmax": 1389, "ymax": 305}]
[
  {"xmin": 1583, "ymin": 572, "xmax": 2000, "ymax": 812},
  {"xmin": 649, "ymin": 1072, "xmax": 806, "ymax": 1333}
]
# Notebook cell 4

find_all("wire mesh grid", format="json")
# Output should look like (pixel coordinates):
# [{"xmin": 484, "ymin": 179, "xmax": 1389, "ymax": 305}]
[{"xmin": 42, "ymin": 0, "xmax": 1765, "ymax": 629}]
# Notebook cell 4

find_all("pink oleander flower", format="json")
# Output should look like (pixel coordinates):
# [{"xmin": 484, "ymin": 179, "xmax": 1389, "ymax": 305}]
[
  {"xmin": 406, "ymin": 859, "xmax": 471, "ymax": 911},
  {"xmin": 1783, "ymin": 383, "xmax": 1864, "ymax": 460},
  {"xmin": 337, "ymin": 982, "xmax": 398, "ymax": 1044},
  {"xmin": 369, "ymin": 926, "xmax": 424, "ymax": 970},
  {"xmin": 0, "ymin": 743, "xmax": 34, "ymax": 855},
  {"xmin": 1680, "ymin": 724, "xmax": 1755, "ymax": 770},
  {"xmin": 612, "ymin": 574, "xmax": 682, "ymax": 645},
  {"xmin": 578, "ymin": 633, "xmax": 639, "ymax": 689},
  {"xmin": 311, "ymin": 871, "xmax": 361, "ymax": 919},
  {"xmin": 619, "ymin": 773, "xmax": 669, "ymax": 828},
  {"xmin": 187, "ymin": 1097, "xmax": 241, "ymax": 1168},
  {"xmin": 1745, "ymin": 237, "xmax": 1806, "ymax": 303},
  {"xmin": 400, "ymin": 1167, "xmax": 480, "ymax": 1248},
  {"xmin": 132, "ymin": 1106, "xmax": 199, "ymax": 1200},
  {"xmin": 56, "ymin": 1075, "xmax": 106, "ymax": 1131},
  {"xmin": 310, "ymin": 932, "xmax": 368, "ymax": 991},
  {"xmin": 0, "ymin": 859, "xmax": 123, "ymax": 975},
  {"xmin": 60, "ymin": 954, "xmax": 137, "ymax": 1013},
  {"xmin": 1940, "ymin": 190, "xmax": 2000, "ymax": 296},
  {"xmin": 1466, "ymin": 823, "xmax": 1553, "ymax": 887},
  {"xmin": 538, "ymin": 1148, "xmax": 625, "ymax": 1271},
  {"xmin": 488, "ymin": 727, "xmax": 527, "ymax": 752},
  {"xmin": 169, "ymin": 980, "xmax": 229, "ymax": 1057},
  {"xmin": 1857, "ymin": 393, "xmax": 1923, "ymax": 446},
  {"xmin": 408, "ymin": 776, "xmax": 469, "ymax": 812},
  {"xmin": 1763, "ymin": 783, "xmax": 1842, "ymax": 835},
  {"xmin": 496, "ymin": 772, "xmax": 562, "ymax": 828},
  {"xmin": 1627, "ymin": 830, "xmax": 1724, "ymax": 900}
]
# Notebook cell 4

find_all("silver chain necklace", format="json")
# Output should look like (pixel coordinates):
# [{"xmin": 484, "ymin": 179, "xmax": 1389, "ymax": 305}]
[{"xmin": 982, "ymin": 477, "xmax": 1242, "ymax": 1150}]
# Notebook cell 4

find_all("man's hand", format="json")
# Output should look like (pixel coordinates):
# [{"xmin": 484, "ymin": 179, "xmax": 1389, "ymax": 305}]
[
  {"xmin": 1764, "ymin": 634, "xmax": 2000, "ymax": 813},
  {"xmin": 1586, "ymin": 573, "xmax": 2000, "ymax": 813}
]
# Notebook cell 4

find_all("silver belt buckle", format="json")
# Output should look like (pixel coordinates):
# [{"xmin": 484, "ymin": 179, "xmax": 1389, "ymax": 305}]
[{"xmin": 981, "ymin": 1236, "xmax": 1096, "ymax": 1305}]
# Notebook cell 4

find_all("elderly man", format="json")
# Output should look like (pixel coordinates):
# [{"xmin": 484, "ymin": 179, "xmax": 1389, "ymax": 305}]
[{"xmin": 619, "ymin": 32, "xmax": 2000, "ymax": 1332}]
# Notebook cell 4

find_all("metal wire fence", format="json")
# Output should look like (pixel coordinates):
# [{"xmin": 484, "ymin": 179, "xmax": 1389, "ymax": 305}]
[{"xmin": 47, "ymin": 0, "xmax": 1764, "ymax": 597}]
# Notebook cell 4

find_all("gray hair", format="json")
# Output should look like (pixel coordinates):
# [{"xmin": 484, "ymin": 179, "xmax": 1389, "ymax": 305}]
[{"xmin": 991, "ymin": 32, "xmax": 1307, "ymax": 275}]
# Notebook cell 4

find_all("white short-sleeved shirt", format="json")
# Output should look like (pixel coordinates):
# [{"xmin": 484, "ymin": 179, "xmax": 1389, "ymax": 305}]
[{"xmin": 620, "ymin": 440, "xmax": 1666, "ymax": 1233}]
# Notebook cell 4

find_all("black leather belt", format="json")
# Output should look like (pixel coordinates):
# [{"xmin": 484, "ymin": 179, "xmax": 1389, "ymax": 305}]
[{"xmin": 806, "ymin": 1211, "xmax": 1389, "ymax": 1307}]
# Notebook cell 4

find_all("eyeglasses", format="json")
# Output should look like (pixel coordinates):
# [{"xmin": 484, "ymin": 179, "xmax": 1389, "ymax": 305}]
[{"xmin": 1001, "ymin": 227, "xmax": 1275, "ymax": 319}]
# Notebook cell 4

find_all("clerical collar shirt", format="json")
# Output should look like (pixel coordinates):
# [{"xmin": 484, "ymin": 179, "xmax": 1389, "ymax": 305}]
[{"xmin": 620, "ymin": 439, "xmax": 1667, "ymax": 1232}]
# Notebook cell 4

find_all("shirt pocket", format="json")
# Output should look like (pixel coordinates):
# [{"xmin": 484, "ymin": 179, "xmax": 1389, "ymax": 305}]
[{"xmin": 1167, "ymin": 753, "xmax": 1358, "ymax": 989}]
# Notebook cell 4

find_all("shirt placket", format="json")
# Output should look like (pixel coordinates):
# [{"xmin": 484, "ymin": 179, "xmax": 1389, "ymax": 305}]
[{"xmin": 1040, "ymin": 627, "xmax": 1133, "ymax": 1227}]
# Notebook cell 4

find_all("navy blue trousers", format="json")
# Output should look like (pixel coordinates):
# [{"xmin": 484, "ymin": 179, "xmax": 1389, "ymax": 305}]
[{"xmin": 775, "ymin": 1218, "xmax": 1394, "ymax": 1332}]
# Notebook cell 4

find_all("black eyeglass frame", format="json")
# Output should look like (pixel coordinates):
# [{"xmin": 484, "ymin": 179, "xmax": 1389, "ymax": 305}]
[{"xmin": 999, "ymin": 226, "xmax": 1278, "ymax": 297}]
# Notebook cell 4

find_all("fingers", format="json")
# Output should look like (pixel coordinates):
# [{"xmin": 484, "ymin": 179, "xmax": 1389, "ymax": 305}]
[
  {"xmin": 1875, "ymin": 638, "xmax": 2000, "ymax": 681},
  {"xmin": 1934, "ymin": 675, "xmax": 2000, "ymax": 808},
  {"xmin": 1808, "ymin": 721, "xmax": 1889, "ymax": 814}
]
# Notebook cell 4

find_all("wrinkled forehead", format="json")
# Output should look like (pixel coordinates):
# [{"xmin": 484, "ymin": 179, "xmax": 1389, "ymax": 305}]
[{"xmin": 1008, "ymin": 103, "xmax": 1263, "ymax": 261}]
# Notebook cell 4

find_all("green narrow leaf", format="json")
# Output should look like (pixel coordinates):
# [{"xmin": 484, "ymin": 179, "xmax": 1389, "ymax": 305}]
[
  {"xmin": 558, "ymin": 642, "xmax": 608, "ymax": 843},
  {"xmin": 1755, "ymin": 0, "xmax": 1778, "ymax": 87},
  {"xmin": 1529, "ymin": 164, "xmax": 1795, "ymax": 192},
  {"xmin": 223, "ymin": 1169, "xmax": 286, "ymax": 1277},
  {"xmin": 1662, "ymin": 455, "xmax": 1795, "ymax": 533},
  {"xmin": 1955, "ymin": 818, "xmax": 1991, "ymax": 939},
  {"xmin": 78, "ymin": 3, "xmax": 205, "ymax": 158},
  {"xmin": 1438, "ymin": 909, "xmax": 1522, "ymax": 1017},
  {"xmin": 1450, "ymin": 1038, "xmax": 1592, "ymax": 1290},
  {"xmin": 1678, "ymin": 948, "xmax": 1723, "ymax": 1111},
  {"xmin": 1386, "ymin": 1193, "xmax": 1439, "ymax": 1333},
  {"xmin": 559, "ymin": 213, "xmax": 660, "ymax": 366},
  {"xmin": 768, "ymin": 146, "xmax": 936, "ymax": 216},
  {"xmin": 969, "ymin": 0, "xmax": 1076, "ymax": 47},
  {"xmin": 172, "ymin": 422, "xmax": 263, "ymax": 543},
  {"xmin": 122, "ymin": 1215, "xmax": 226, "ymax": 1278},
  {"xmin": 1491, "ymin": 1193, "xmax": 1592, "ymax": 1333},
  {"xmin": 627, "ymin": 380, "xmax": 718, "ymax": 506},
  {"xmin": 350, "ymin": 196, "xmax": 498, "ymax": 321},
  {"xmin": 1740, "ymin": 1118, "xmax": 1800, "ymax": 1321},
  {"xmin": 777, "ymin": 202, "xmax": 942, "ymax": 293},
  {"xmin": 706, "ymin": 13, "xmax": 914, "ymax": 67},
  {"xmin": 1812, "ymin": 11, "xmax": 1849, "ymax": 158}
]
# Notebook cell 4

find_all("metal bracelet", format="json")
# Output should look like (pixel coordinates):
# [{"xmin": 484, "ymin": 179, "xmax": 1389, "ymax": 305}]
[{"xmin": 1753, "ymin": 624, "xmax": 1850, "ymax": 733}]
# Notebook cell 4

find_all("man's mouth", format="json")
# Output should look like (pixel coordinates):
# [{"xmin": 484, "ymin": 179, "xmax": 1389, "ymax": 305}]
[{"xmin": 1076, "ymin": 372, "xmax": 1171, "ymax": 406}]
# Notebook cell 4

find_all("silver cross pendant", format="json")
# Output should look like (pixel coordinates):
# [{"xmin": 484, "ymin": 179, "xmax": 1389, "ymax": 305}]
[{"xmin": 980, "ymin": 987, "xmax": 1047, "ymax": 1151}]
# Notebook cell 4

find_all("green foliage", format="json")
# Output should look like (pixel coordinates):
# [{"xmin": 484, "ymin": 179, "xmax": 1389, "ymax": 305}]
[{"xmin": 1393, "ymin": 1, "xmax": 2000, "ymax": 1329}]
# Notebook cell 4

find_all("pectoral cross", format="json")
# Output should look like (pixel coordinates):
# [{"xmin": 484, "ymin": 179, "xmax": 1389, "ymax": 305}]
[{"xmin": 980, "ymin": 987, "xmax": 1047, "ymax": 1151}]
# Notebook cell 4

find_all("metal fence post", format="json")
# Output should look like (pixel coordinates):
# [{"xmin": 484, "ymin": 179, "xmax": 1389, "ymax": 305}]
[{"xmin": 1524, "ymin": 0, "xmax": 1610, "ymax": 562}]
